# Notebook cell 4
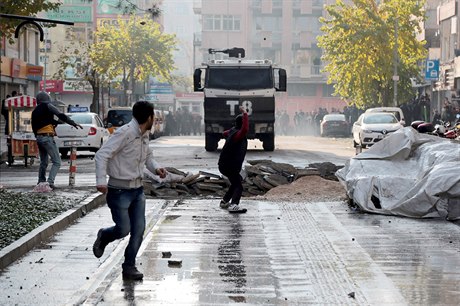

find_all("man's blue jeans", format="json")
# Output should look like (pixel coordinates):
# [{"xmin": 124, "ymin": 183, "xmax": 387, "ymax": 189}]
[
  {"xmin": 36, "ymin": 135, "xmax": 61, "ymax": 185},
  {"xmin": 101, "ymin": 187, "xmax": 146, "ymax": 269}
]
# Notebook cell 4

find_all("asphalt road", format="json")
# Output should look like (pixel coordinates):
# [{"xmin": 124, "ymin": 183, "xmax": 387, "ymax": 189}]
[
  {"xmin": 1, "ymin": 135, "xmax": 460, "ymax": 305},
  {"xmin": 0, "ymin": 135, "xmax": 356, "ymax": 188}
]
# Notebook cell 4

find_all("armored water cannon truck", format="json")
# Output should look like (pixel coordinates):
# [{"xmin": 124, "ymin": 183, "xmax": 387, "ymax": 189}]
[{"xmin": 194, "ymin": 47, "xmax": 287, "ymax": 151}]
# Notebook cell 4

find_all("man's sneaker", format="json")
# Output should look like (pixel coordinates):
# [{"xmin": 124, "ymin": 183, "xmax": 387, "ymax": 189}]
[
  {"xmin": 93, "ymin": 229, "xmax": 106, "ymax": 258},
  {"xmin": 227, "ymin": 204, "xmax": 247, "ymax": 214},
  {"xmin": 122, "ymin": 266, "xmax": 144, "ymax": 280},
  {"xmin": 220, "ymin": 200, "xmax": 230, "ymax": 209}
]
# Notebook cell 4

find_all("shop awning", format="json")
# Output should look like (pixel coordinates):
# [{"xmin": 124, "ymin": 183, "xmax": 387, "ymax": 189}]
[{"xmin": 6, "ymin": 95, "xmax": 37, "ymax": 108}]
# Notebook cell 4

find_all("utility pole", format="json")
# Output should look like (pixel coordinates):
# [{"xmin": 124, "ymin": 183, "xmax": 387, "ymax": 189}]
[{"xmin": 393, "ymin": 17, "xmax": 398, "ymax": 106}]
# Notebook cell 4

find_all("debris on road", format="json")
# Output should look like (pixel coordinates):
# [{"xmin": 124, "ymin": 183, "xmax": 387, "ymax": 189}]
[
  {"xmin": 167, "ymin": 259, "xmax": 183, "ymax": 266},
  {"xmin": 143, "ymin": 160, "xmax": 344, "ymax": 200}
]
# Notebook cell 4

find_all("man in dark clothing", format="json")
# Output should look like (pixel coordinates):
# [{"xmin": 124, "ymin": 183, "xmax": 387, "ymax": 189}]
[
  {"xmin": 1, "ymin": 95, "xmax": 11, "ymax": 134},
  {"xmin": 31, "ymin": 91, "xmax": 82, "ymax": 189},
  {"xmin": 218, "ymin": 106, "xmax": 248, "ymax": 213}
]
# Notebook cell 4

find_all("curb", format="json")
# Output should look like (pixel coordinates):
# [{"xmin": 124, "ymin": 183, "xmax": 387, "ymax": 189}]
[{"xmin": 0, "ymin": 192, "xmax": 106, "ymax": 270}]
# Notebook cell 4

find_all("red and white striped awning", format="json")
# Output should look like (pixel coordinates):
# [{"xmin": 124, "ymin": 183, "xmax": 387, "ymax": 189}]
[{"xmin": 6, "ymin": 95, "xmax": 37, "ymax": 108}]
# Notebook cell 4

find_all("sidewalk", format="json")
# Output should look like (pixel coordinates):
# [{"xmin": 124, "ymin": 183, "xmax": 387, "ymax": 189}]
[
  {"xmin": 0, "ymin": 196, "xmax": 169, "ymax": 305},
  {"xmin": 2, "ymin": 197, "xmax": 459, "ymax": 305}
]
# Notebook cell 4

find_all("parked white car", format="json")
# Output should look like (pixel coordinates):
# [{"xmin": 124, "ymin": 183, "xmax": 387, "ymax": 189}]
[
  {"xmin": 55, "ymin": 112, "xmax": 110, "ymax": 156},
  {"xmin": 365, "ymin": 106, "xmax": 406, "ymax": 126},
  {"xmin": 352, "ymin": 112, "xmax": 403, "ymax": 148}
]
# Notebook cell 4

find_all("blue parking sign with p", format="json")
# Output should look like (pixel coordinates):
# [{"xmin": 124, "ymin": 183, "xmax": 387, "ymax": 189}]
[{"xmin": 425, "ymin": 60, "xmax": 439, "ymax": 80}]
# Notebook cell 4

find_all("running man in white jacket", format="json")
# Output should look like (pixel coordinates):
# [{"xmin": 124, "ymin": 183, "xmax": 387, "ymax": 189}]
[{"xmin": 93, "ymin": 101, "xmax": 167, "ymax": 280}]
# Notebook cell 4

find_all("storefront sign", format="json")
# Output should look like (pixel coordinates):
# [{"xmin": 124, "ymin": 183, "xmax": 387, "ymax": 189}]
[
  {"xmin": 46, "ymin": 6, "xmax": 92, "ymax": 23},
  {"xmin": 63, "ymin": 80, "xmax": 92, "ymax": 92},
  {"xmin": 145, "ymin": 94, "xmax": 174, "ymax": 103},
  {"xmin": 26, "ymin": 65, "xmax": 43, "ymax": 81},
  {"xmin": 0, "ymin": 56, "xmax": 12, "ymax": 76},
  {"xmin": 40, "ymin": 80, "xmax": 64, "ymax": 92}
]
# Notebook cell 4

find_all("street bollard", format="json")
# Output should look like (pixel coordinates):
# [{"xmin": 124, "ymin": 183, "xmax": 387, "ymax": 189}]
[
  {"xmin": 355, "ymin": 144, "xmax": 362, "ymax": 155},
  {"xmin": 69, "ymin": 147, "xmax": 77, "ymax": 186}
]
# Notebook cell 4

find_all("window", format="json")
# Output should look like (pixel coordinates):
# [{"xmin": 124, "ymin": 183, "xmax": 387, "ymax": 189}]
[
  {"xmin": 223, "ymin": 15, "xmax": 241, "ymax": 31},
  {"xmin": 287, "ymin": 83, "xmax": 317, "ymax": 96},
  {"xmin": 206, "ymin": 67, "xmax": 273, "ymax": 90},
  {"xmin": 69, "ymin": 114, "xmax": 93, "ymax": 124},
  {"xmin": 203, "ymin": 15, "xmax": 222, "ymax": 31},
  {"xmin": 272, "ymin": 0, "xmax": 282, "ymax": 8},
  {"xmin": 66, "ymin": 26, "xmax": 92, "ymax": 41},
  {"xmin": 213, "ymin": 15, "xmax": 221, "ymax": 30},
  {"xmin": 205, "ymin": 15, "xmax": 240, "ymax": 31},
  {"xmin": 322, "ymin": 84, "xmax": 335, "ymax": 97}
]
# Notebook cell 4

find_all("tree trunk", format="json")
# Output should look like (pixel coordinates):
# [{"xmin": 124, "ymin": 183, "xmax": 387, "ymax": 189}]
[
  {"xmin": 123, "ymin": 66, "xmax": 128, "ymax": 106},
  {"xmin": 130, "ymin": 60, "xmax": 135, "ymax": 104}
]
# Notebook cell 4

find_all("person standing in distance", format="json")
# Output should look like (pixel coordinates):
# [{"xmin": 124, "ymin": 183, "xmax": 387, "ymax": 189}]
[
  {"xmin": 31, "ymin": 91, "xmax": 82, "ymax": 189},
  {"xmin": 218, "ymin": 105, "xmax": 249, "ymax": 213},
  {"xmin": 93, "ymin": 101, "xmax": 167, "ymax": 280}
]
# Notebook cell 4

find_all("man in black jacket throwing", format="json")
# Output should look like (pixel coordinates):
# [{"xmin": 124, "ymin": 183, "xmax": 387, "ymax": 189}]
[
  {"xmin": 218, "ymin": 106, "xmax": 248, "ymax": 213},
  {"xmin": 32, "ymin": 91, "xmax": 82, "ymax": 189}
]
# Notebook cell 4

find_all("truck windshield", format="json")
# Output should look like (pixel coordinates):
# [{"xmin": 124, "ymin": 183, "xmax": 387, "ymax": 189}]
[{"xmin": 207, "ymin": 67, "xmax": 272, "ymax": 90}]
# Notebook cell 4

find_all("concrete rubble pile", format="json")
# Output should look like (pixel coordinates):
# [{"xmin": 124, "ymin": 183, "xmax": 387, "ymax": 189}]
[{"xmin": 143, "ymin": 161, "xmax": 342, "ymax": 198}]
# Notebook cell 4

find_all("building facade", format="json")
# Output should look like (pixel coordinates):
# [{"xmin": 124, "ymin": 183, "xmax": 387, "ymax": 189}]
[
  {"xmin": 436, "ymin": 0, "xmax": 460, "ymax": 111},
  {"xmin": 1, "ymin": 27, "xmax": 43, "ymax": 100}
]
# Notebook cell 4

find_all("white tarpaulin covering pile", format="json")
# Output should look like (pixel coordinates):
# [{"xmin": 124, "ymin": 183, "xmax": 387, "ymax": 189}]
[{"xmin": 336, "ymin": 127, "xmax": 460, "ymax": 220}]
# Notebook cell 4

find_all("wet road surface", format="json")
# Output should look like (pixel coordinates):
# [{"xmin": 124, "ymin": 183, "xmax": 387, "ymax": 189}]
[{"xmin": 86, "ymin": 200, "xmax": 460, "ymax": 305}]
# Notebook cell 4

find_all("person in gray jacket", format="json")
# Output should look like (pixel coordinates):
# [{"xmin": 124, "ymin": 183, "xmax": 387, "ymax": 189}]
[{"xmin": 93, "ymin": 101, "xmax": 167, "ymax": 280}]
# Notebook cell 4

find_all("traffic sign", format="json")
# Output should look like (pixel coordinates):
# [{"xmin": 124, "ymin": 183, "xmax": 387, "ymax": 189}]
[{"xmin": 425, "ymin": 60, "xmax": 439, "ymax": 80}]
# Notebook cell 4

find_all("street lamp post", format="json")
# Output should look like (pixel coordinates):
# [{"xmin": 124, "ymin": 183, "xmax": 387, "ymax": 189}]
[{"xmin": 43, "ymin": 28, "xmax": 48, "ymax": 92}]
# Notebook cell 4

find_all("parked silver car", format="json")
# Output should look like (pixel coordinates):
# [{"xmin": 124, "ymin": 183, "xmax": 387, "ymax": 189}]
[
  {"xmin": 352, "ymin": 112, "xmax": 403, "ymax": 148},
  {"xmin": 55, "ymin": 112, "xmax": 110, "ymax": 156}
]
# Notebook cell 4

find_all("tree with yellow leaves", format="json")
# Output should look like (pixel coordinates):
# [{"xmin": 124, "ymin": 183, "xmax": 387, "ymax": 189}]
[
  {"xmin": 91, "ymin": 15, "xmax": 176, "ymax": 104},
  {"xmin": 318, "ymin": 0, "xmax": 427, "ymax": 108}
]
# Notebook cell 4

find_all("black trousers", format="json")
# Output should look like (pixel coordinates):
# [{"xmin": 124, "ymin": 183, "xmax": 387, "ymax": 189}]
[{"xmin": 219, "ymin": 166, "xmax": 243, "ymax": 205}]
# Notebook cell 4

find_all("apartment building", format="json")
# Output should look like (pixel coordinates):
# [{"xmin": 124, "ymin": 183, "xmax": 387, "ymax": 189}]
[
  {"xmin": 436, "ymin": 0, "xmax": 460, "ymax": 110},
  {"xmin": 194, "ymin": 0, "xmax": 346, "ymax": 119},
  {"xmin": 1, "ymin": 27, "xmax": 43, "ymax": 100}
]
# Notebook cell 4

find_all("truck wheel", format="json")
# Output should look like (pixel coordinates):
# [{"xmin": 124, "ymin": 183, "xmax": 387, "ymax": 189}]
[
  {"xmin": 205, "ymin": 134, "xmax": 218, "ymax": 151},
  {"xmin": 263, "ymin": 135, "xmax": 275, "ymax": 151}
]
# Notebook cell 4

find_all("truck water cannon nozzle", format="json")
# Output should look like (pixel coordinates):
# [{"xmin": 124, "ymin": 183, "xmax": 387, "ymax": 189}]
[{"xmin": 208, "ymin": 47, "xmax": 245, "ymax": 58}]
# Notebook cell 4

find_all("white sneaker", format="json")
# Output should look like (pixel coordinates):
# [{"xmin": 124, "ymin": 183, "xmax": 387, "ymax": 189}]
[{"xmin": 227, "ymin": 204, "xmax": 247, "ymax": 214}]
